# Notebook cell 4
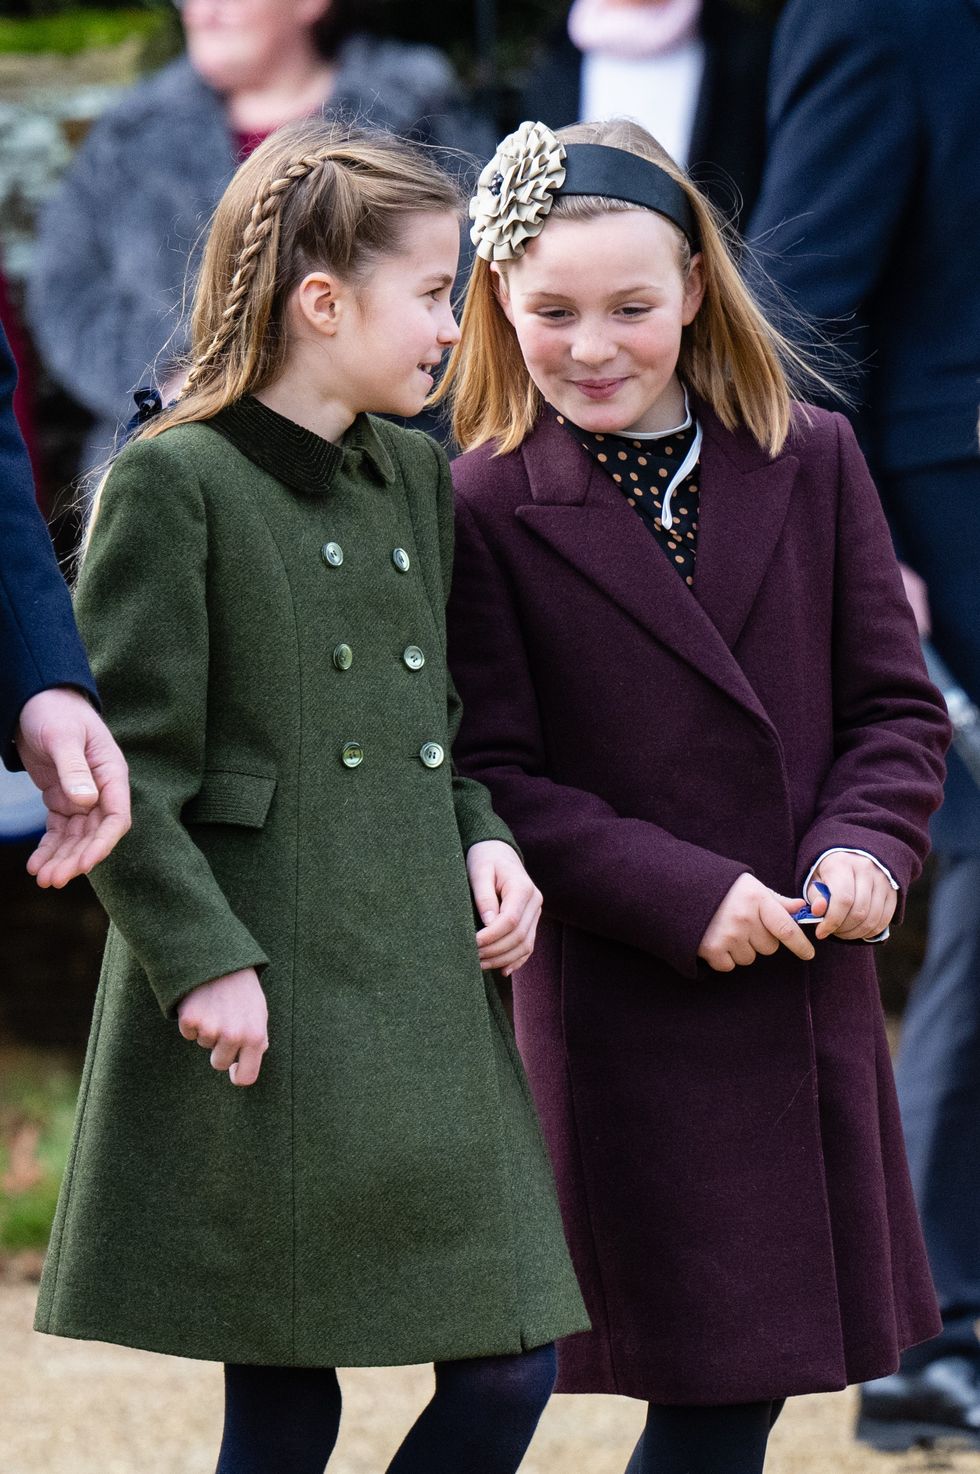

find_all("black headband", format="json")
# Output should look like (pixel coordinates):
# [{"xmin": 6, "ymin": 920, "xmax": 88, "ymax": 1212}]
[{"xmin": 557, "ymin": 144, "xmax": 700, "ymax": 249}]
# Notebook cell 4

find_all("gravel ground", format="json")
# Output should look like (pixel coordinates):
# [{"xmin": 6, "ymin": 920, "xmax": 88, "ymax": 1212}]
[{"xmin": 3, "ymin": 1284, "xmax": 980, "ymax": 1474}]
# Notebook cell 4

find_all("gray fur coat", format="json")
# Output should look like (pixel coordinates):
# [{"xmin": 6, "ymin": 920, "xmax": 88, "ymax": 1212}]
[{"xmin": 28, "ymin": 41, "xmax": 491, "ymax": 465}]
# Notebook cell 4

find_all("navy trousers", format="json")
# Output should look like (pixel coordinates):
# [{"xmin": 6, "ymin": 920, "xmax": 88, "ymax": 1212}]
[{"xmin": 886, "ymin": 461, "xmax": 980, "ymax": 1368}]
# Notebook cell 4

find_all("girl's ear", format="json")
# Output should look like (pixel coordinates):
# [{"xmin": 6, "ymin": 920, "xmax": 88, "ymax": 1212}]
[
  {"xmin": 682, "ymin": 252, "xmax": 706, "ymax": 326},
  {"xmin": 490, "ymin": 263, "xmax": 516, "ymax": 327},
  {"xmin": 295, "ymin": 271, "xmax": 345, "ymax": 338}
]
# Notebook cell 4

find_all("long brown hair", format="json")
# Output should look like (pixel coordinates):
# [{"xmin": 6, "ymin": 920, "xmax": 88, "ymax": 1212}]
[
  {"xmin": 435, "ymin": 119, "xmax": 829, "ymax": 458},
  {"xmin": 139, "ymin": 120, "xmax": 460, "ymax": 446}
]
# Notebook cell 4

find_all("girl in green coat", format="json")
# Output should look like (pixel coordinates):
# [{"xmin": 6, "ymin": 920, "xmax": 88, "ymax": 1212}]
[{"xmin": 37, "ymin": 121, "xmax": 587, "ymax": 1473}]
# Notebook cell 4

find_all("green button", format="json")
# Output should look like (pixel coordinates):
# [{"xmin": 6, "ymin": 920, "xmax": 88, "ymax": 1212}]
[
  {"xmin": 341, "ymin": 741, "xmax": 364, "ymax": 768},
  {"xmin": 322, "ymin": 541, "xmax": 343, "ymax": 567},
  {"xmin": 392, "ymin": 547, "xmax": 410, "ymax": 573},
  {"xmin": 333, "ymin": 643, "xmax": 353, "ymax": 671},
  {"xmin": 403, "ymin": 645, "xmax": 425, "ymax": 671},
  {"xmin": 419, "ymin": 742, "xmax": 444, "ymax": 769}
]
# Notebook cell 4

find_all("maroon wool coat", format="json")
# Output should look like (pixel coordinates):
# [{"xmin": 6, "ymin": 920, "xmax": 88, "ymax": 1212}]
[{"xmin": 447, "ymin": 400, "xmax": 951, "ymax": 1405}]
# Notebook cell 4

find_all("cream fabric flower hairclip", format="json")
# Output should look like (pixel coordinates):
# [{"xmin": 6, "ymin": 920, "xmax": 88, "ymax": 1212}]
[{"xmin": 469, "ymin": 121, "xmax": 567, "ymax": 263}]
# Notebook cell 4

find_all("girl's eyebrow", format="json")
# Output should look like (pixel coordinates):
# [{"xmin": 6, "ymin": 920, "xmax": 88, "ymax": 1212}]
[
  {"xmin": 422, "ymin": 272, "xmax": 455, "ymax": 288},
  {"xmin": 522, "ymin": 284, "xmax": 659, "ymax": 305}
]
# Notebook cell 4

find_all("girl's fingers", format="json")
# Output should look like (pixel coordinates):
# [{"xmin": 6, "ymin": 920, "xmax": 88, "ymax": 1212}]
[
  {"xmin": 760, "ymin": 895, "xmax": 815, "ymax": 961},
  {"xmin": 851, "ymin": 877, "xmax": 894, "ymax": 940},
  {"xmin": 467, "ymin": 859, "xmax": 501, "ymax": 927},
  {"xmin": 836, "ymin": 870, "xmax": 875, "ymax": 940},
  {"xmin": 478, "ymin": 888, "xmax": 540, "ymax": 956},
  {"xmin": 210, "ymin": 1038, "xmax": 240, "ymax": 1072},
  {"xmin": 814, "ymin": 871, "xmax": 855, "ymax": 939},
  {"xmin": 482, "ymin": 939, "xmax": 534, "ymax": 973},
  {"xmin": 230, "ymin": 1041, "xmax": 266, "ymax": 1087}
]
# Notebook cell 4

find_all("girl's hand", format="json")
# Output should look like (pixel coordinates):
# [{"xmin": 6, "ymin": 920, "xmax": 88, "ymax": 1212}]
[
  {"xmin": 698, "ymin": 874, "xmax": 815, "ymax": 972},
  {"xmin": 808, "ymin": 852, "xmax": 898, "ymax": 941},
  {"xmin": 467, "ymin": 840, "xmax": 543, "ymax": 977},
  {"xmin": 177, "ymin": 968, "xmax": 269, "ymax": 1087}
]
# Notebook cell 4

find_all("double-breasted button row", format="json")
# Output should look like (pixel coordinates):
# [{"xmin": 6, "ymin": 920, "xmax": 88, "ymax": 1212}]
[
  {"xmin": 331, "ymin": 644, "xmax": 424, "ymax": 672},
  {"xmin": 339, "ymin": 741, "xmax": 444, "ymax": 769},
  {"xmin": 321, "ymin": 542, "xmax": 412, "ymax": 573}
]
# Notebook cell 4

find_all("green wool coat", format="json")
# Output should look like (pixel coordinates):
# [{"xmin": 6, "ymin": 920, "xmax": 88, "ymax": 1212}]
[{"xmin": 35, "ymin": 399, "xmax": 587, "ymax": 1367}]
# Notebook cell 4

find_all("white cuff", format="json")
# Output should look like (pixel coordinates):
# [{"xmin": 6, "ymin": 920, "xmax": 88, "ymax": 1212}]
[{"xmin": 803, "ymin": 848, "xmax": 899, "ymax": 943}]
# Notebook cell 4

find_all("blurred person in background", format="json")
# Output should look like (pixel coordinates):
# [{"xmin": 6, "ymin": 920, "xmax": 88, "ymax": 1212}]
[
  {"xmin": 1, "ymin": 321, "xmax": 130, "ymax": 887},
  {"xmin": 28, "ymin": 0, "xmax": 489, "ymax": 470},
  {"xmin": 750, "ymin": 0, "xmax": 980, "ymax": 1448},
  {"xmin": 520, "ymin": 0, "xmax": 775, "ymax": 233}
]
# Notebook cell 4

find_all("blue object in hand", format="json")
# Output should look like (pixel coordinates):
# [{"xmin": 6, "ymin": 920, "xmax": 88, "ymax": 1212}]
[{"xmin": 793, "ymin": 881, "xmax": 831, "ymax": 925}]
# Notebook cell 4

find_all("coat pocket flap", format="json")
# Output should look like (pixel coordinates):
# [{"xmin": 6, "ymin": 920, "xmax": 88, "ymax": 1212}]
[{"xmin": 183, "ymin": 771, "xmax": 277, "ymax": 829}]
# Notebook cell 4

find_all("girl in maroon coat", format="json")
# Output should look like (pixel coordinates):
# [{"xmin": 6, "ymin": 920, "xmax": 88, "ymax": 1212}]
[{"xmin": 437, "ymin": 119, "xmax": 951, "ymax": 1472}]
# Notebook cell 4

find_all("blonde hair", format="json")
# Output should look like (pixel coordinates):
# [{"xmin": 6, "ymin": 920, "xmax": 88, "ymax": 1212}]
[
  {"xmin": 85, "ymin": 120, "xmax": 461, "ymax": 538},
  {"xmin": 436, "ymin": 119, "xmax": 828, "ymax": 458}
]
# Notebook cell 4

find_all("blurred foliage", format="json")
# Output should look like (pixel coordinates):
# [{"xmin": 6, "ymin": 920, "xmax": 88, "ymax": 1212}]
[
  {"xmin": 0, "ymin": 8, "xmax": 172, "ymax": 56},
  {"xmin": 0, "ymin": 1050, "xmax": 79, "ymax": 1254}
]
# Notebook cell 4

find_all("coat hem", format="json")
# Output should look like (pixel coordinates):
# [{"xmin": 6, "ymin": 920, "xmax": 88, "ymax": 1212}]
[
  {"xmin": 553, "ymin": 1310, "xmax": 944, "ymax": 1404},
  {"xmin": 34, "ymin": 1312, "xmax": 590, "ymax": 1370}
]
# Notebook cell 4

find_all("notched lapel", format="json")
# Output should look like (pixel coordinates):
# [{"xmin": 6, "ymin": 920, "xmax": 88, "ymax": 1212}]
[
  {"xmin": 517, "ymin": 406, "xmax": 798, "ymax": 730},
  {"xmin": 518, "ymin": 459, "xmax": 770, "ymax": 730}
]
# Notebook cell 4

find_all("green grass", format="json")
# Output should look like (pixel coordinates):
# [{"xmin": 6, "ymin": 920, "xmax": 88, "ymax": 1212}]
[
  {"xmin": 0, "ymin": 9, "xmax": 167, "ymax": 56},
  {"xmin": 0, "ymin": 1051, "xmax": 80, "ymax": 1254}
]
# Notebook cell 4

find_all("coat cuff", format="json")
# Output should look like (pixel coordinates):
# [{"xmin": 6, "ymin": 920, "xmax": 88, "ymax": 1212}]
[
  {"xmin": 3, "ymin": 676, "xmax": 101, "ymax": 772},
  {"xmin": 143, "ymin": 937, "xmax": 271, "ymax": 1022}
]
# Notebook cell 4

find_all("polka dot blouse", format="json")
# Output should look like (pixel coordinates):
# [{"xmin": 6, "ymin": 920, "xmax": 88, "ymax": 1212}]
[{"xmin": 552, "ymin": 407, "xmax": 701, "ymax": 588}]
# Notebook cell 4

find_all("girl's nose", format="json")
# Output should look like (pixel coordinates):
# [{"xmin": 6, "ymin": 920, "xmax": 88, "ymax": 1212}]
[
  {"xmin": 438, "ymin": 306, "xmax": 462, "ymax": 347},
  {"xmin": 570, "ymin": 329, "xmax": 617, "ymax": 366}
]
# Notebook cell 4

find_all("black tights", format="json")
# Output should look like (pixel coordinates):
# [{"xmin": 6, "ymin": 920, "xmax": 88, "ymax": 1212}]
[
  {"xmin": 625, "ymin": 1399, "xmax": 785, "ymax": 1474},
  {"xmin": 216, "ymin": 1342, "xmax": 557, "ymax": 1474}
]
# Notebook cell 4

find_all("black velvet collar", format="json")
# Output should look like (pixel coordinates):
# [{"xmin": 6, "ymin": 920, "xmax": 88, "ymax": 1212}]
[{"xmin": 210, "ymin": 395, "xmax": 395, "ymax": 496}]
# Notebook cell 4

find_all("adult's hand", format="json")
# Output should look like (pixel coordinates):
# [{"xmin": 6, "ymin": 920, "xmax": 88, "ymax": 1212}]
[{"xmin": 15, "ymin": 686, "xmax": 131, "ymax": 887}]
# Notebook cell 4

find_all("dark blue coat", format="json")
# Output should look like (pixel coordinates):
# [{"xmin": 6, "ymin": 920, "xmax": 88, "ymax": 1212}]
[
  {"xmin": 749, "ymin": 0, "xmax": 980, "ymax": 852},
  {"xmin": 0, "ymin": 323, "xmax": 97, "ymax": 768},
  {"xmin": 749, "ymin": 0, "xmax": 980, "ymax": 479}
]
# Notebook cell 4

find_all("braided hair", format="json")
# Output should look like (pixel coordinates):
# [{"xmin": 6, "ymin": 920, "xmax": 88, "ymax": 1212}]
[{"xmin": 135, "ymin": 119, "xmax": 462, "ymax": 443}]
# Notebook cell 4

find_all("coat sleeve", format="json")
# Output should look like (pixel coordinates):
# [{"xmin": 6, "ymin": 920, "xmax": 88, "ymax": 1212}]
[
  {"xmin": 75, "ymin": 436, "xmax": 268, "ymax": 1017},
  {"xmin": 748, "ymin": 0, "xmax": 918, "ymax": 328},
  {"xmin": 448, "ymin": 485, "xmax": 750, "ymax": 979},
  {"xmin": 0, "ymin": 323, "xmax": 98, "ymax": 768},
  {"xmin": 794, "ymin": 416, "xmax": 950, "ymax": 907}
]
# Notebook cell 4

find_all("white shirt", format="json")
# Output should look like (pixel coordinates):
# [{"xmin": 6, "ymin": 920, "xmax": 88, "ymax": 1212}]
[{"xmin": 579, "ymin": 41, "xmax": 706, "ymax": 168}]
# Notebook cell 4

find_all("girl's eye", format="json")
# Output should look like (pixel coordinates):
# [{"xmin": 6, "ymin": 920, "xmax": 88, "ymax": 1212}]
[
  {"xmin": 618, "ymin": 305, "xmax": 651, "ymax": 317},
  {"xmin": 537, "ymin": 309, "xmax": 572, "ymax": 321}
]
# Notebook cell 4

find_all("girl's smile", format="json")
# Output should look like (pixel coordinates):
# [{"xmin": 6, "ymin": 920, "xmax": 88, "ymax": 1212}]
[{"xmin": 494, "ymin": 210, "xmax": 703, "ymax": 434}]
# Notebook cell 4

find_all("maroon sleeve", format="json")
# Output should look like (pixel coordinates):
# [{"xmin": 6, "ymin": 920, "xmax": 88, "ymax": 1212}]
[{"xmin": 794, "ymin": 415, "xmax": 950, "ymax": 910}]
